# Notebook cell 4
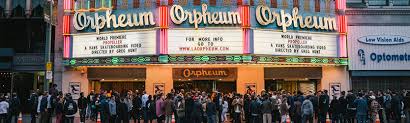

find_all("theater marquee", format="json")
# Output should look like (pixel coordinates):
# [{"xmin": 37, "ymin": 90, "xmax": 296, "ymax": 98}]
[
  {"xmin": 253, "ymin": 30, "xmax": 338, "ymax": 57},
  {"xmin": 72, "ymin": 30, "xmax": 157, "ymax": 58},
  {"xmin": 168, "ymin": 29, "xmax": 243, "ymax": 54}
]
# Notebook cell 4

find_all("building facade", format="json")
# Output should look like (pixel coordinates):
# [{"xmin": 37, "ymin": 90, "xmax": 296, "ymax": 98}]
[
  {"xmin": 0, "ymin": 0, "xmax": 55, "ymax": 113},
  {"xmin": 57, "ymin": 0, "xmax": 349, "ymax": 96},
  {"xmin": 347, "ymin": 0, "xmax": 410, "ymax": 91}
]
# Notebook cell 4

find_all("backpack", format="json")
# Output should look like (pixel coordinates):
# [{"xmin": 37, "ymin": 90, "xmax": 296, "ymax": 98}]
[
  {"xmin": 65, "ymin": 101, "xmax": 78, "ymax": 115},
  {"xmin": 271, "ymin": 98, "xmax": 279, "ymax": 110}
]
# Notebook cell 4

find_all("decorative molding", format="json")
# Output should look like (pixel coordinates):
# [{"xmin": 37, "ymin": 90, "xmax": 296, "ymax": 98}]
[{"xmin": 346, "ymin": 9, "xmax": 410, "ymax": 15}]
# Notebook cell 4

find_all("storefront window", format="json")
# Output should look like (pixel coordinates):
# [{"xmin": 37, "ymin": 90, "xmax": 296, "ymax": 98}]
[
  {"xmin": 265, "ymin": 79, "xmax": 317, "ymax": 94},
  {"xmin": 368, "ymin": 0, "xmax": 389, "ymax": 6},
  {"xmin": 393, "ymin": 0, "xmax": 410, "ymax": 5},
  {"xmin": 352, "ymin": 77, "xmax": 410, "ymax": 91}
]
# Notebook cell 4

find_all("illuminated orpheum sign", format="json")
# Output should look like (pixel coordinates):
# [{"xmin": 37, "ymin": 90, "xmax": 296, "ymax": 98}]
[
  {"xmin": 73, "ymin": 10, "xmax": 156, "ymax": 34},
  {"xmin": 255, "ymin": 5, "xmax": 337, "ymax": 32}
]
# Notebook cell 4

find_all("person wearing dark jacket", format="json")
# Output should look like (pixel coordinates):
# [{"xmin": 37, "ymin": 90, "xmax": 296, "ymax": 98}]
[
  {"xmin": 39, "ymin": 92, "xmax": 49, "ymax": 123},
  {"xmin": 354, "ymin": 93, "xmax": 368, "ymax": 123},
  {"xmin": 250, "ymin": 96, "xmax": 261, "ymax": 123},
  {"xmin": 294, "ymin": 98, "xmax": 302, "ymax": 123},
  {"xmin": 55, "ymin": 92, "xmax": 64, "ymax": 123},
  {"xmin": 262, "ymin": 95, "xmax": 273, "ymax": 123},
  {"xmin": 192, "ymin": 97, "xmax": 203, "ymax": 123},
  {"xmin": 206, "ymin": 98, "xmax": 217, "ymax": 123},
  {"xmin": 243, "ymin": 94, "xmax": 251, "ymax": 123},
  {"xmin": 144, "ymin": 95, "xmax": 154, "ymax": 123},
  {"xmin": 330, "ymin": 96, "xmax": 341, "ymax": 123},
  {"xmin": 63, "ymin": 94, "xmax": 78, "ymax": 123},
  {"xmin": 391, "ymin": 92, "xmax": 402, "ymax": 123},
  {"xmin": 132, "ymin": 92, "xmax": 142, "ymax": 123},
  {"xmin": 339, "ymin": 91, "xmax": 348, "ymax": 123},
  {"xmin": 346, "ymin": 91, "xmax": 356, "ymax": 123},
  {"xmin": 28, "ymin": 91, "xmax": 38, "ymax": 123},
  {"xmin": 118, "ymin": 97, "xmax": 130, "ymax": 123},
  {"xmin": 318, "ymin": 90, "xmax": 330, "ymax": 123},
  {"xmin": 9, "ymin": 93, "xmax": 20, "ymax": 123},
  {"xmin": 78, "ymin": 92, "xmax": 87, "ymax": 123}
]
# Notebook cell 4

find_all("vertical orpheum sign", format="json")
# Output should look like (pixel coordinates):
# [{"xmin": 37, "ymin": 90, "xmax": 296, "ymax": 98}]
[
  {"xmin": 158, "ymin": 0, "xmax": 169, "ymax": 54},
  {"xmin": 336, "ymin": 0, "xmax": 347, "ymax": 57},
  {"xmin": 63, "ymin": 0, "xmax": 72, "ymax": 58}
]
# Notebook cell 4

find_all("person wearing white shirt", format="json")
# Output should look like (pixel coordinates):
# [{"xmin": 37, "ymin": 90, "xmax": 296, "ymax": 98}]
[{"xmin": 0, "ymin": 97, "xmax": 9, "ymax": 122}]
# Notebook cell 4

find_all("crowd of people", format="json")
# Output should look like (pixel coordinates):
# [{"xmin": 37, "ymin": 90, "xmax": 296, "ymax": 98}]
[{"xmin": 0, "ymin": 85, "xmax": 409, "ymax": 123}]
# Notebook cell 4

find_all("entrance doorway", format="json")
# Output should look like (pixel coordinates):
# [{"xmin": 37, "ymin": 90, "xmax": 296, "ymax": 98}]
[
  {"xmin": 265, "ymin": 79, "xmax": 318, "ymax": 94},
  {"xmin": 91, "ymin": 81, "xmax": 145, "ymax": 94},
  {"xmin": 174, "ymin": 80, "xmax": 236, "ymax": 94}
]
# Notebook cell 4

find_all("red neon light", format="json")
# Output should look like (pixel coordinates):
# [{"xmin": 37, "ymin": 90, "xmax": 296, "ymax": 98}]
[
  {"xmin": 160, "ymin": 29, "xmax": 168, "ymax": 54},
  {"xmin": 240, "ymin": 5, "xmax": 250, "ymax": 27},
  {"xmin": 339, "ymin": 34, "xmax": 347, "ymax": 57},
  {"xmin": 63, "ymin": 16, "xmax": 70, "ymax": 34},
  {"xmin": 158, "ymin": 6, "xmax": 168, "ymax": 28},
  {"xmin": 63, "ymin": 36, "xmax": 70, "ymax": 58}
]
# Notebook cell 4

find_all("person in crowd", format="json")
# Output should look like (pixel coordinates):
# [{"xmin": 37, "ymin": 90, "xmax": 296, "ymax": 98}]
[
  {"xmin": 28, "ymin": 90, "xmax": 38, "ymax": 123},
  {"xmin": 118, "ymin": 97, "xmax": 130, "ymax": 123},
  {"xmin": 404, "ymin": 91, "xmax": 410, "ymax": 123},
  {"xmin": 125, "ymin": 92, "xmax": 134, "ymax": 122},
  {"xmin": 249, "ymin": 95, "xmax": 260, "ymax": 123},
  {"xmin": 338, "ymin": 91, "xmax": 348, "ymax": 123},
  {"xmin": 370, "ymin": 95, "xmax": 381, "ymax": 123},
  {"xmin": 302, "ymin": 96, "xmax": 314, "ymax": 123},
  {"xmin": 221, "ymin": 96, "xmax": 229, "ymax": 123},
  {"xmin": 271, "ymin": 92, "xmax": 281, "ymax": 123},
  {"xmin": 9, "ymin": 93, "xmax": 19, "ymax": 123},
  {"xmin": 99, "ymin": 94, "xmax": 109, "ymax": 123},
  {"xmin": 156, "ymin": 94, "xmax": 165, "ymax": 123},
  {"xmin": 176, "ymin": 95, "xmax": 185, "ymax": 123},
  {"xmin": 108, "ymin": 96, "xmax": 117, "ymax": 123},
  {"xmin": 63, "ymin": 93, "xmax": 78, "ymax": 123},
  {"xmin": 164, "ymin": 93, "xmax": 174, "ymax": 123},
  {"xmin": 86, "ymin": 90, "xmax": 95, "ymax": 121},
  {"xmin": 318, "ymin": 90, "xmax": 330, "ymax": 123},
  {"xmin": 232, "ymin": 95, "xmax": 243, "ymax": 123},
  {"xmin": 0, "ymin": 95, "xmax": 9, "ymax": 123},
  {"xmin": 329, "ymin": 95, "xmax": 341, "ymax": 123},
  {"xmin": 293, "ymin": 96, "xmax": 302, "ymax": 123},
  {"xmin": 55, "ymin": 92, "xmax": 64, "ymax": 123},
  {"xmin": 206, "ymin": 96, "xmax": 217, "ymax": 123},
  {"xmin": 243, "ymin": 94, "xmax": 251, "ymax": 123},
  {"xmin": 262, "ymin": 94, "xmax": 273, "ymax": 123},
  {"xmin": 391, "ymin": 92, "xmax": 402, "ymax": 123},
  {"xmin": 78, "ymin": 92, "xmax": 87, "ymax": 123},
  {"xmin": 354, "ymin": 92, "xmax": 368, "ymax": 123},
  {"xmin": 143, "ymin": 95, "xmax": 154, "ymax": 123},
  {"xmin": 280, "ymin": 97, "xmax": 289, "ymax": 123},
  {"xmin": 192, "ymin": 96, "xmax": 203, "ymax": 123},
  {"xmin": 39, "ymin": 91, "xmax": 48, "ymax": 123},
  {"xmin": 132, "ymin": 90, "xmax": 142, "ymax": 123}
]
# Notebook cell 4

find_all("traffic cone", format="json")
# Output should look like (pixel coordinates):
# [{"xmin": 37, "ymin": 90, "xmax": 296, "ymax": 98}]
[
  {"xmin": 286, "ymin": 115, "xmax": 291, "ymax": 123},
  {"xmin": 326, "ymin": 113, "xmax": 331, "ymax": 123},
  {"xmin": 375, "ymin": 113, "xmax": 381, "ymax": 123},
  {"xmin": 96, "ymin": 112, "xmax": 101, "ymax": 123},
  {"xmin": 17, "ymin": 112, "xmax": 22, "ymax": 123},
  {"xmin": 172, "ymin": 114, "xmax": 175, "ymax": 123}
]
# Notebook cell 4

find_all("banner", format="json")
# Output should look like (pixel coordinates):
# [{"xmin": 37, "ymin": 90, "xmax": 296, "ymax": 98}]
[
  {"xmin": 72, "ymin": 30, "xmax": 157, "ymax": 58},
  {"xmin": 254, "ymin": 30, "xmax": 338, "ymax": 57},
  {"xmin": 168, "ymin": 29, "xmax": 243, "ymax": 54}
]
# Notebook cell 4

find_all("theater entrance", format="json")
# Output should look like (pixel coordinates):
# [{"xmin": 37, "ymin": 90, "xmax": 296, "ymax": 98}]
[
  {"xmin": 87, "ymin": 68, "xmax": 146, "ymax": 93},
  {"xmin": 172, "ymin": 68, "xmax": 237, "ymax": 94},
  {"xmin": 174, "ymin": 80, "xmax": 236, "ymax": 94}
]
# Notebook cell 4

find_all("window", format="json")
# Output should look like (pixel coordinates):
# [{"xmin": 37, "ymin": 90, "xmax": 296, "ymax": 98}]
[
  {"xmin": 393, "ymin": 0, "xmax": 410, "ymax": 5},
  {"xmin": 368, "ymin": 0, "xmax": 388, "ymax": 6}
]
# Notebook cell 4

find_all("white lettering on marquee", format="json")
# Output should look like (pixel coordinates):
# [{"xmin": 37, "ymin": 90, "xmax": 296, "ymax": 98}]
[
  {"xmin": 255, "ymin": 5, "xmax": 337, "ymax": 32},
  {"xmin": 73, "ymin": 10, "xmax": 156, "ymax": 34}
]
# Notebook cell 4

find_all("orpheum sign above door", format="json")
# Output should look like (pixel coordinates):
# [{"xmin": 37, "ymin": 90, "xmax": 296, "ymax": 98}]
[{"xmin": 173, "ymin": 68, "xmax": 237, "ymax": 80}]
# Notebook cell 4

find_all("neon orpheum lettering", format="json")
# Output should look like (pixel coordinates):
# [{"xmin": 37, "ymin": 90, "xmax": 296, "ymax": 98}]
[
  {"xmin": 170, "ymin": 4, "xmax": 242, "ymax": 28},
  {"xmin": 183, "ymin": 69, "xmax": 228, "ymax": 78},
  {"xmin": 73, "ymin": 10, "xmax": 156, "ymax": 34},
  {"xmin": 255, "ymin": 5, "xmax": 337, "ymax": 32}
]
